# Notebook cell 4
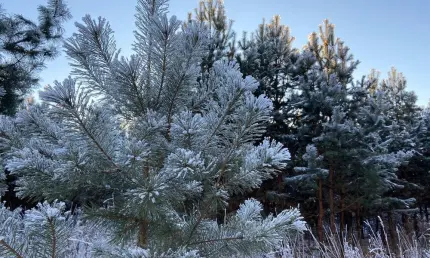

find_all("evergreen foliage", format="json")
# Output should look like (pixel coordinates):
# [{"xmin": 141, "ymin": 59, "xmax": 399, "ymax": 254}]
[
  {"xmin": 0, "ymin": 0, "xmax": 305, "ymax": 256},
  {"xmin": 0, "ymin": 0, "xmax": 428, "ymax": 256},
  {"xmin": 0, "ymin": 0, "xmax": 71, "ymax": 212},
  {"xmin": 0, "ymin": 0, "xmax": 71, "ymax": 115},
  {"xmin": 237, "ymin": 15, "xmax": 424, "ymax": 243},
  {"xmin": 0, "ymin": 201, "xmax": 79, "ymax": 257}
]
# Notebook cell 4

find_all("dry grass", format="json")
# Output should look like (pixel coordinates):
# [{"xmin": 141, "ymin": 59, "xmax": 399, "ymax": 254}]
[{"xmin": 253, "ymin": 217, "xmax": 430, "ymax": 258}]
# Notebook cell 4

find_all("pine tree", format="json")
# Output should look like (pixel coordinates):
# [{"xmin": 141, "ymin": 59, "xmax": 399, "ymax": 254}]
[
  {"xmin": 0, "ymin": 0, "xmax": 71, "ymax": 211},
  {"xmin": 380, "ymin": 67, "xmax": 420, "ymax": 125},
  {"xmin": 285, "ymin": 144, "xmax": 328, "ymax": 241},
  {"xmin": 235, "ymin": 15, "xmax": 301, "ymax": 213},
  {"xmin": 192, "ymin": 0, "xmax": 235, "ymax": 72},
  {"xmin": 0, "ymin": 0, "xmax": 71, "ymax": 115},
  {"xmin": 237, "ymin": 15, "xmax": 296, "ymax": 104},
  {"xmin": 236, "ymin": 18, "xmax": 361, "ymax": 237},
  {"xmin": 312, "ymin": 106, "xmax": 361, "ymax": 234},
  {"xmin": 355, "ymin": 69, "xmax": 419, "ymax": 211},
  {"xmin": 306, "ymin": 20, "xmax": 359, "ymax": 87},
  {"xmin": 237, "ymin": 14, "xmax": 299, "ymax": 149},
  {"xmin": 0, "ymin": 0, "xmax": 305, "ymax": 256},
  {"xmin": 412, "ymin": 106, "xmax": 430, "ymax": 221},
  {"xmin": 0, "ymin": 201, "xmax": 81, "ymax": 258},
  {"xmin": 280, "ymin": 19, "xmax": 357, "ymax": 162},
  {"xmin": 282, "ymin": 20, "xmax": 416, "ymax": 240},
  {"xmin": 377, "ymin": 68, "xmax": 424, "ymax": 239}
]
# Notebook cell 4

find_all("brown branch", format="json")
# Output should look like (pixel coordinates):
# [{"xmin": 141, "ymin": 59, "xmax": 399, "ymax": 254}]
[
  {"xmin": 47, "ymin": 217, "xmax": 57, "ymax": 258},
  {"xmin": 188, "ymin": 236, "xmax": 244, "ymax": 246},
  {"xmin": 184, "ymin": 198, "xmax": 216, "ymax": 247},
  {"xmin": 0, "ymin": 240, "xmax": 24, "ymax": 258},
  {"xmin": 185, "ymin": 213, "xmax": 204, "ymax": 246},
  {"xmin": 137, "ymin": 220, "xmax": 149, "ymax": 248},
  {"xmin": 202, "ymin": 89, "xmax": 243, "ymax": 150},
  {"xmin": 166, "ymin": 72, "xmax": 187, "ymax": 135},
  {"xmin": 92, "ymin": 212, "xmax": 139, "ymax": 224},
  {"xmin": 155, "ymin": 37, "xmax": 169, "ymax": 107},
  {"xmin": 73, "ymin": 112, "xmax": 118, "ymax": 169},
  {"xmin": 130, "ymin": 75, "xmax": 146, "ymax": 113}
]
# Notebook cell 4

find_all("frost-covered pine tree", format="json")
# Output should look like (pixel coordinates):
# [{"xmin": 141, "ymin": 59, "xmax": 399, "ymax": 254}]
[
  {"xmin": 192, "ymin": 0, "xmax": 236, "ymax": 71},
  {"xmin": 0, "ymin": 201, "xmax": 83, "ymax": 258},
  {"xmin": 0, "ymin": 0, "xmax": 71, "ymax": 115},
  {"xmin": 312, "ymin": 106, "xmax": 361, "ymax": 235},
  {"xmin": 0, "ymin": 0, "xmax": 305, "ymax": 257},
  {"xmin": 380, "ymin": 67, "xmax": 420, "ymax": 125},
  {"xmin": 237, "ymin": 14, "xmax": 296, "ymax": 104},
  {"xmin": 235, "ymin": 15, "xmax": 302, "ymax": 214},
  {"xmin": 285, "ymin": 144, "xmax": 328, "ymax": 241},
  {"xmin": 411, "ymin": 105, "xmax": 430, "ymax": 216},
  {"xmin": 355, "ymin": 90, "xmax": 414, "ymax": 211}
]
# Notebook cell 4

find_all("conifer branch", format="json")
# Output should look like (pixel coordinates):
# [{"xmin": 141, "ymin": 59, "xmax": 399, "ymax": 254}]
[
  {"xmin": 47, "ymin": 217, "xmax": 57, "ymax": 258},
  {"xmin": 188, "ymin": 236, "xmax": 244, "ymax": 246},
  {"xmin": 0, "ymin": 240, "xmax": 24, "ymax": 258},
  {"xmin": 72, "ymin": 111, "xmax": 118, "ymax": 169}
]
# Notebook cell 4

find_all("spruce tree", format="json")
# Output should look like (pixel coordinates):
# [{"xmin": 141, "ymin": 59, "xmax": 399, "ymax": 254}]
[{"xmin": 0, "ymin": 0, "xmax": 305, "ymax": 256}]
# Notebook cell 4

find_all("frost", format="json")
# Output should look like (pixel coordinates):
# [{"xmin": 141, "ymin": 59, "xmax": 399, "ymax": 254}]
[{"xmin": 0, "ymin": 0, "xmax": 306, "ymax": 256}]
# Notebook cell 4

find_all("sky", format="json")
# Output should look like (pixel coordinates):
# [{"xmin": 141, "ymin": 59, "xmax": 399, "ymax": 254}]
[{"xmin": 3, "ymin": 0, "xmax": 430, "ymax": 105}]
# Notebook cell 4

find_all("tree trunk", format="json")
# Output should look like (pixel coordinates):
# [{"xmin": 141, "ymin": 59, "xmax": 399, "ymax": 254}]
[
  {"xmin": 318, "ymin": 178, "xmax": 324, "ymax": 242},
  {"xmin": 388, "ymin": 211, "xmax": 397, "ymax": 255},
  {"xmin": 137, "ymin": 220, "xmax": 149, "ymax": 248},
  {"xmin": 413, "ymin": 213, "xmax": 419, "ymax": 237},
  {"xmin": 419, "ymin": 204, "xmax": 423, "ymax": 220},
  {"xmin": 425, "ymin": 204, "xmax": 429, "ymax": 223},
  {"xmin": 339, "ymin": 192, "xmax": 345, "ymax": 258},
  {"xmin": 356, "ymin": 208, "xmax": 361, "ymax": 240},
  {"xmin": 329, "ymin": 166, "xmax": 335, "ymax": 233},
  {"xmin": 402, "ymin": 213, "xmax": 412, "ymax": 237},
  {"xmin": 340, "ymin": 188, "xmax": 345, "ymax": 234}
]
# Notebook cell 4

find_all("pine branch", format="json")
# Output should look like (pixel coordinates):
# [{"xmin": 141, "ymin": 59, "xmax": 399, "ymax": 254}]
[
  {"xmin": 47, "ymin": 217, "xmax": 57, "ymax": 258},
  {"xmin": 166, "ymin": 72, "xmax": 187, "ymax": 130},
  {"xmin": 0, "ymin": 240, "xmax": 24, "ymax": 258},
  {"xmin": 72, "ymin": 110, "xmax": 119, "ymax": 169},
  {"xmin": 165, "ymin": 52, "xmax": 196, "ymax": 133},
  {"xmin": 203, "ymin": 88, "xmax": 243, "ymax": 149},
  {"xmin": 131, "ymin": 78, "xmax": 146, "ymax": 113},
  {"xmin": 188, "ymin": 236, "xmax": 244, "ymax": 246},
  {"xmin": 155, "ymin": 40, "xmax": 169, "ymax": 107}
]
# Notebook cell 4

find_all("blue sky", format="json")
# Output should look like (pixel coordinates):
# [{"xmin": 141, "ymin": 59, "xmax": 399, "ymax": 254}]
[{"xmin": 3, "ymin": 0, "xmax": 430, "ymax": 105}]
